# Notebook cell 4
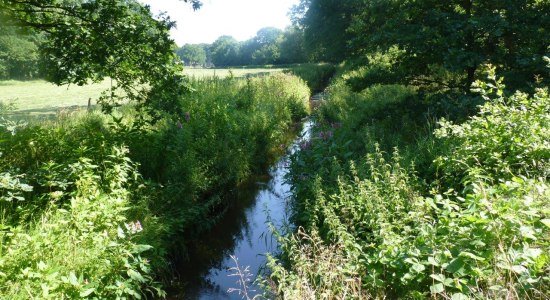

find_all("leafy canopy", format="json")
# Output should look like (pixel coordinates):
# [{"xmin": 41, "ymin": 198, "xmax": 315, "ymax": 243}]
[{"xmin": 0, "ymin": 0, "xmax": 202, "ymax": 116}]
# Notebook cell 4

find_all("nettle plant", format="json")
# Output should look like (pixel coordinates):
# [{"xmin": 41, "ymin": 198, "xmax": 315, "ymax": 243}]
[
  {"xmin": 274, "ymin": 66, "xmax": 548, "ymax": 299},
  {"xmin": 0, "ymin": 147, "xmax": 163, "ymax": 299},
  {"xmin": 435, "ymin": 65, "xmax": 550, "ymax": 185}
]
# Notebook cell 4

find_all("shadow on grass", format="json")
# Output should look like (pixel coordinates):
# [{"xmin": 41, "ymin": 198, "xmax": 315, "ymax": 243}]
[{"xmin": 3, "ymin": 105, "xmax": 97, "ymax": 122}]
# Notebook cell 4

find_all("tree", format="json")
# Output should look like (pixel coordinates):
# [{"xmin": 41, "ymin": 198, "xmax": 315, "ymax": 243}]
[
  {"xmin": 251, "ymin": 27, "xmax": 283, "ymax": 65},
  {"xmin": 177, "ymin": 44, "xmax": 207, "ymax": 67},
  {"xmin": 350, "ymin": 0, "xmax": 550, "ymax": 90},
  {"xmin": 279, "ymin": 26, "xmax": 307, "ymax": 64},
  {"xmin": 0, "ymin": 0, "xmax": 203, "ymax": 115},
  {"xmin": 291, "ymin": 0, "xmax": 360, "ymax": 62},
  {"xmin": 0, "ymin": 28, "xmax": 42, "ymax": 80},
  {"xmin": 210, "ymin": 35, "xmax": 240, "ymax": 67},
  {"xmin": 238, "ymin": 39, "xmax": 257, "ymax": 65}
]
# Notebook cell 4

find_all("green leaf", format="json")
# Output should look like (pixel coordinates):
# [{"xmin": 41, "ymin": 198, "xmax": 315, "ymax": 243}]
[
  {"xmin": 451, "ymin": 293, "xmax": 469, "ymax": 300},
  {"xmin": 133, "ymin": 244, "xmax": 153, "ymax": 253},
  {"xmin": 411, "ymin": 263, "xmax": 425, "ymax": 273},
  {"xmin": 459, "ymin": 251, "xmax": 485, "ymax": 261},
  {"xmin": 127, "ymin": 269, "xmax": 146, "ymax": 283},
  {"xmin": 540, "ymin": 219, "xmax": 550, "ymax": 228},
  {"xmin": 446, "ymin": 257, "xmax": 465, "ymax": 274},
  {"xmin": 80, "ymin": 288, "xmax": 95, "ymax": 297},
  {"xmin": 117, "ymin": 226, "xmax": 125, "ymax": 238},
  {"xmin": 511, "ymin": 265, "xmax": 527, "ymax": 274},
  {"xmin": 430, "ymin": 274, "xmax": 445, "ymax": 282},
  {"xmin": 430, "ymin": 283, "xmax": 445, "ymax": 294},
  {"xmin": 41, "ymin": 283, "xmax": 49, "ymax": 298},
  {"xmin": 68, "ymin": 272, "xmax": 79, "ymax": 286},
  {"xmin": 427, "ymin": 256, "xmax": 439, "ymax": 266}
]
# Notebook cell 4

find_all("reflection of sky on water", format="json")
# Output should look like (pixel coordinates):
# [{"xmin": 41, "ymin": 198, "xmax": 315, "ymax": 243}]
[{"xmin": 177, "ymin": 121, "xmax": 312, "ymax": 300}]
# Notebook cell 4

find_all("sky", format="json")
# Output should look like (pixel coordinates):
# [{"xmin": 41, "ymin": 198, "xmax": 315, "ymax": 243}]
[{"xmin": 140, "ymin": 0, "xmax": 300, "ymax": 46}]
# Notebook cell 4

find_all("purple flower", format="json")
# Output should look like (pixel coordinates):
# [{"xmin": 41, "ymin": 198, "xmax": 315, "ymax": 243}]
[
  {"xmin": 184, "ymin": 112, "xmax": 191, "ymax": 122},
  {"xmin": 318, "ymin": 131, "xmax": 333, "ymax": 141},
  {"xmin": 177, "ymin": 120, "xmax": 183, "ymax": 129},
  {"xmin": 300, "ymin": 140, "xmax": 311, "ymax": 151}
]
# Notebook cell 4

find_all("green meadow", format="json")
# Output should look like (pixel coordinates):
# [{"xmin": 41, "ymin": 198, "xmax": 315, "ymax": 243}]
[{"xmin": 0, "ymin": 68, "xmax": 284, "ymax": 115}]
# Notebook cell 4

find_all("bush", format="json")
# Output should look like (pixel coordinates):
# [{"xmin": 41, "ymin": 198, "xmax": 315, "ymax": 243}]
[
  {"xmin": 286, "ymin": 63, "xmax": 336, "ymax": 93},
  {"xmin": 271, "ymin": 69, "xmax": 549, "ymax": 299},
  {"xmin": 435, "ymin": 68, "xmax": 550, "ymax": 186},
  {"xmin": 0, "ymin": 72, "xmax": 311, "ymax": 297},
  {"xmin": 0, "ymin": 147, "xmax": 164, "ymax": 299}
]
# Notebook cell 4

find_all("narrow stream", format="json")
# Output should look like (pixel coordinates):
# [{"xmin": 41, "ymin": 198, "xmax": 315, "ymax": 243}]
[{"xmin": 179, "ymin": 120, "xmax": 313, "ymax": 299}]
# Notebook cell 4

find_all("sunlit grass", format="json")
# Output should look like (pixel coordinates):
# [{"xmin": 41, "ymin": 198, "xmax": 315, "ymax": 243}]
[
  {"xmin": 0, "ymin": 68, "xmax": 285, "ymax": 115},
  {"xmin": 182, "ymin": 67, "xmax": 283, "ymax": 78}
]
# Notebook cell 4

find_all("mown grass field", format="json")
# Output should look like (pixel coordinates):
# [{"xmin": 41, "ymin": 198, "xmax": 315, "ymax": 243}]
[{"xmin": 0, "ymin": 68, "xmax": 284, "ymax": 115}]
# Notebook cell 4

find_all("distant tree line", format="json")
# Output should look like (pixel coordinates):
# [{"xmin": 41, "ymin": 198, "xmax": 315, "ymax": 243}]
[
  {"xmin": 0, "ymin": 28, "xmax": 43, "ymax": 80},
  {"xmin": 176, "ymin": 26, "xmax": 308, "ymax": 67}
]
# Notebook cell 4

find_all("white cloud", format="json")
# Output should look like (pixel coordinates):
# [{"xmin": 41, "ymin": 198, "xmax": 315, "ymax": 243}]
[{"xmin": 140, "ymin": 0, "xmax": 299, "ymax": 46}]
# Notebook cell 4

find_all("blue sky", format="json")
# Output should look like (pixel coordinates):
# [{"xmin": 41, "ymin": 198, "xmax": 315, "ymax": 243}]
[{"xmin": 141, "ymin": 0, "xmax": 300, "ymax": 46}]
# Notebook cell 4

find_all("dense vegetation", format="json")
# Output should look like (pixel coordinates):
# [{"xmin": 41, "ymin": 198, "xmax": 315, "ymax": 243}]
[
  {"xmin": 0, "ymin": 74, "xmax": 310, "ymax": 298},
  {"xmin": 0, "ymin": 28, "xmax": 42, "ymax": 80},
  {"xmin": 1, "ymin": 0, "xmax": 548, "ymax": 298},
  {"xmin": 0, "ymin": 0, "xmax": 313, "ymax": 297},
  {"xmin": 263, "ymin": 0, "xmax": 549, "ymax": 299},
  {"xmin": 267, "ymin": 67, "xmax": 549, "ymax": 299}
]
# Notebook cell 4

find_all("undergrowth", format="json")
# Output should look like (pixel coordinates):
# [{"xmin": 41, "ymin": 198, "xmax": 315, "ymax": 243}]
[
  {"xmin": 286, "ymin": 63, "xmax": 336, "ymax": 93},
  {"xmin": 0, "ymin": 73, "xmax": 310, "ymax": 298},
  {"xmin": 267, "ymin": 66, "xmax": 549, "ymax": 299}
]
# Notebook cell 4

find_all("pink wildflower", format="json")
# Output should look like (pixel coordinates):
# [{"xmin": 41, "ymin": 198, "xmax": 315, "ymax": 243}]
[{"xmin": 125, "ymin": 220, "xmax": 143, "ymax": 234}]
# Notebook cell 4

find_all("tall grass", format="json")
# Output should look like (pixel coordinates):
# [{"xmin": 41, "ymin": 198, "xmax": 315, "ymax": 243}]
[{"xmin": 0, "ymin": 73, "xmax": 310, "ymax": 298}]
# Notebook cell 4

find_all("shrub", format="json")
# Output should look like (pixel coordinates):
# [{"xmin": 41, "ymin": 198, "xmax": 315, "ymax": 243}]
[
  {"xmin": 272, "ymin": 68, "xmax": 549, "ymax": 299},
  {"xmin": 435, "ymin": 68, "xmax": 550, "ymax": 186},
  {"xmin": 0, "ymin": 72, "xmax": 311, "ymax": 297},
  {"xmin": 286, "ymin": 63, "xmax": 336, "ymax": 93},
  {"xmin": 0, "ymin": 147, "xmax": 164, "ymax": 299}
]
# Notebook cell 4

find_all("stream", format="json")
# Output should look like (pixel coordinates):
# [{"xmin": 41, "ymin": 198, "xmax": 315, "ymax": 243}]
[{"xmin": 178, "ymin": 120, "xmax": 313, "ymax": 299}]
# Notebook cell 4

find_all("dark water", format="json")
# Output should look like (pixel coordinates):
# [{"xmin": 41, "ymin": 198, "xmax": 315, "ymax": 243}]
[{"xmin": 177, "ymin": 121, "xmax": 313, "ymax": 300}]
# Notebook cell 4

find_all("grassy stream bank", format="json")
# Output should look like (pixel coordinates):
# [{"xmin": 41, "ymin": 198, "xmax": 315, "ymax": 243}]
[
  {"xmin": 0, "ymin": 73, "xmax": 311, "ymax": 298},
  {"xmin": 267, "ymin": 66, "xmax": 549, "ymax": 299}
]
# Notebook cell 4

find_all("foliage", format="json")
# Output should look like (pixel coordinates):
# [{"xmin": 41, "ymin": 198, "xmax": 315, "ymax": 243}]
[
  {"xmin": 177, "ymin": 44, "xmax": 207, "ymax": 67},
  {"xmin": 0, "ymin": 73, "xmax": 310, "ymax": 297},
  {"xmin": 436, "ymin": 66, "xmax": 550, "ymax": 186},
  {"xmin": 183, "ymin": 26, "xmax": 308, "ymax": 68},
  {"xmin": 210, "ymin": 35, "xmax": 242, "ymax": 67},
  {"xmin": 286, "ymin": 63, "xmax": 336, "ymax": 93},
  {"xmin": 269, "ymin": 68, "xmax": 550, "ymax": 298},
  {"xmin": 290, "ymin": 0, "xmax": 359, "ymax": 62},
  {"xmin": 0, "ymin": 0, "xmax": 193, "ymax": 115},
  {"xmin": 293, "ymin": 0, "xmax": 549, "ymax": 91},
  {"xmin": 0, "ymin": 146, "xmax": 165, "ymax": 299},
  {"xmin": 350, "ymin": 0, "xmax": 550, "ymax": 90},
  {"xmin": 0, "ymin": 28, "xmax": 43, "ymax": 80},
  {"xmin": 278, "ymin": 26, "xmax": 307, "ymax": 64}
]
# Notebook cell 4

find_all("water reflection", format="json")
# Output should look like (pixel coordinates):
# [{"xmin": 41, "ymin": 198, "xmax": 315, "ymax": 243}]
[{"xmin": 174, "ymin": 121, "xmax": 312, "ymax": 300}]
